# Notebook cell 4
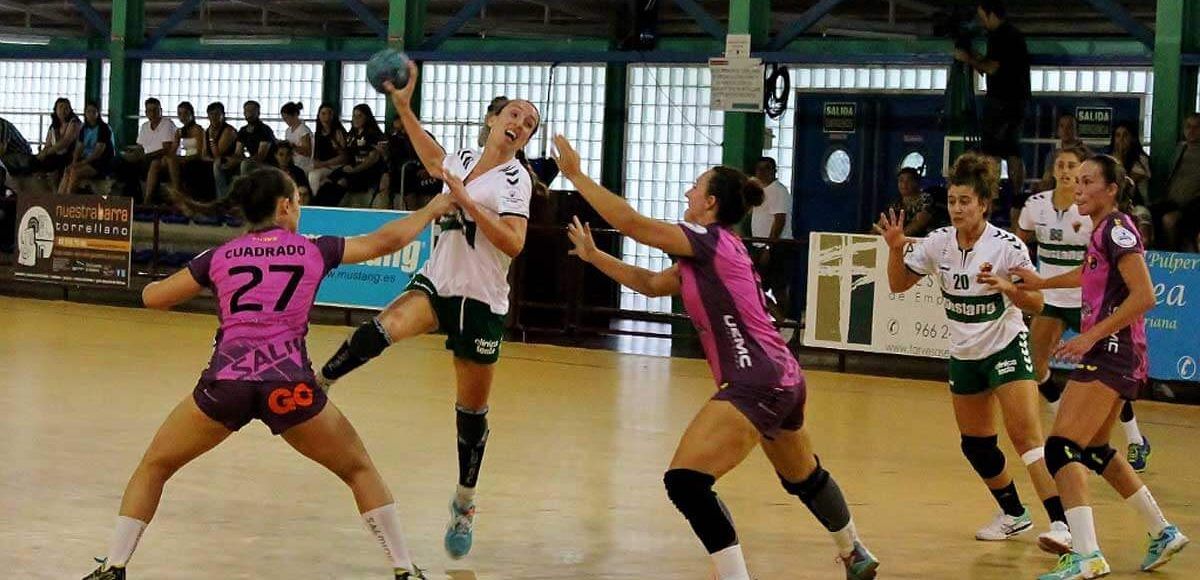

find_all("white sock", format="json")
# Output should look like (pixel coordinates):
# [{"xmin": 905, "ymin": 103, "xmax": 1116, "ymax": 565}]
[
  {"xmin": 362, "ymin": 504, "xmax": 415, "ymax": 571},
  {"xmin": 105, "ymin": 516, "xmax": 147, "ymax": 568},
  {"xmin": 1122, "ymin": 416, "xmax": 1144, "ymax": 447},
  {"xmin": 455, "ymin": 484, "xmax": 477, "ymax": 508},
  {"xmin": 1065, "ymin": 506, "xmax": 1100, "ymax": 554},
  {"xmin": 711, "ymin": 544, "xmax": 751, "ymax": 580},
  {"xmin": 831, "ymin": 519, "xmax": 858, "ymax": 555},
  {"xmin": 1125, "ymin": 486, "xmax": 1169, "ymax": 536}
]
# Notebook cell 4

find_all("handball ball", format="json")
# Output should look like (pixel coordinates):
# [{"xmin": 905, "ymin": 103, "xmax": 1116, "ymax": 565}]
[{"xmin": 366, "ymin": 49, "xmax": 411, "ymax": 94}]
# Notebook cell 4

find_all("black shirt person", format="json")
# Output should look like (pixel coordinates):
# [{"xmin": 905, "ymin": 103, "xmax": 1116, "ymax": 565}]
[{"xmin": 955, "ymin": 0, "xmax": 1031, "ymax": 223}]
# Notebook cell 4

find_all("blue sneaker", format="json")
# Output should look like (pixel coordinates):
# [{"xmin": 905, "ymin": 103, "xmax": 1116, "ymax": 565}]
[
  {"xmin": 1127, "ymin": 436, "xmax": 1151, "ymax": 473},
  {"xmin": 839, "ymin": 541, "xmax": 879, "ymax": 580},
  {"xmin": 1141, "ymin": 524, "xmax": 1189, "ymax": 571},
  {"xmin": 444, "ymin": 499, "xmax": 476, "ymax": 559},
  {"xmin": 1037, "ymin": 551, "xmax": 1110, "ymax": 580}
]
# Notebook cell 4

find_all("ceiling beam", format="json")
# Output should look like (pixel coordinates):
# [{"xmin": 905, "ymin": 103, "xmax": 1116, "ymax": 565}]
[
  {"xmin": 67, "ymin": 0, "xmax": 109, "ymax": 36},
  {"xmin": 767, "ymin": 0, "xmax": 852, "ymax": 50},
  {"xmin": 1078, "ymin": 0, "xmax": 1155, "ymax": 48},
  {"xmin": 0, "ymin": 0, "xmax": 80, "ymax": 25},
  {"xmin": 340, "ymin": 0, "xmax": 387, "ymax": 38},
  {"xmin": 422, "ymin": 0, "xmax": 490, "ymax": 50},
  {"xmin": 146, "ymin": 0, "xmax": 205, "ymax": 48},
  {"xmin": 670, "ymin": 0, "xmax": 725, "ymax": 41}
]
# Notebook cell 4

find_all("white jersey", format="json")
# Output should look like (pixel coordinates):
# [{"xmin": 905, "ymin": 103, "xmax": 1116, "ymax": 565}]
[
  {"xmin": 905, "ymin": 223, "xmax": 1034, "ymax": 360},
  {"xmin": 420, "ymin": 149, "xmax": 532, "ymax": 315},
  {"xmin": 1018, "ymin": 190, "xmax": 1090, "ymax": 309}
]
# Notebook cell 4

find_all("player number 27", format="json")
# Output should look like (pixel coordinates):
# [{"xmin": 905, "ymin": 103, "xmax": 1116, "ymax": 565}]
[{"xmin": 229, "ymin": 264, "xmax": 304, "ymax": 313}]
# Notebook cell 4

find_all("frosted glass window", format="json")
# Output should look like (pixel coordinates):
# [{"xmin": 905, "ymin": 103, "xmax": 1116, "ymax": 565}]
[{"xmin": 0, "ymin": 60, "xmax": 87, "ymax": 148}]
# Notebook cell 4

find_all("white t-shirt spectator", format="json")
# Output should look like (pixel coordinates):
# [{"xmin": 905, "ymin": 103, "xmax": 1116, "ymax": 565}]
[
  {"xmin": 750, "ymin": 180, "xmax": 793, "ymax": 240},
  {"xmin": 136, "ymin": 118, "xmax": 177, "ymax": 155},
  {"xmin": 286, "ymin": 122, "xmax": 314, "ymax": 173}
]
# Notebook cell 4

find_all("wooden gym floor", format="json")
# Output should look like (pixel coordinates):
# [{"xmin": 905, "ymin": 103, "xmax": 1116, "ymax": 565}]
[{"xmin": 1, "ymin": 296, "xmax": 1196, "ymax": 579}]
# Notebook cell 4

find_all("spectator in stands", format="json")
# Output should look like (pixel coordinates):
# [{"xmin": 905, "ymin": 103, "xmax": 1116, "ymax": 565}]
[
  {"xmin": 1108, "ymin": 120, "xmax": 1153, "ymax": 243},
  {"xmin": 308, "ymin": 103, "xmax": 346, "ymax": 193},
  {"xmin": 234, "ymin": 100, "xmax": 276, "ymax": 174},
  {"xmin": 58, "ymin": 101, "xmax": 114, "ymax": 195},
  {"xmin": 270, "ymin": 141, "xmax": 312, "ymax": 203},
  {"xmin": 165, "ymin": 102, "xmax": 213, "ymax": 203},
  {"xmin": 117, "ymin": 97, "xmax": 177, "ymax": 202},
  {"xmin": 32, "ymin": 97, "xmax": 82, "ymax": 187},
  {"xmin": 312, "ymin": 103, "xmax": 383, "ymax": 207},
  {"xmin": 888, "ymin": 167, "xmax": 935, "ymax": 237},
  {"xmin": 382, "ymin": 115, "xmax": 437, "ymax": 210},
  {"xmin": 1038, "ymin": 112, "xmax": 1083, "ymax": 190},
  {"xmin": 1159, "ymin": 112, "xmax": 1200, "ymax": 252},
  {"xmin": 0, "ymin": 115, "xmax": 33, "ymax": 191},
  {"xmin": 206, "ymin": 102, "xmax": 239, "ymax": 198},
  {"xmin": 281, "ymin": 102, "xmax": 313, "ymax": 175},
  {"xmin": 956, "ymin": 0, "xmax": 1031, "ymax": 216},
  {"xmin": 748, "ymin": 156, "xmax": 794, "ymax": 318}
]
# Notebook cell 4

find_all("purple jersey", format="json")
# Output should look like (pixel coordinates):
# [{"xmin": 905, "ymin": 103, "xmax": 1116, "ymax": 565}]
[
  {"xmin": 1080, "ymin": 212, "xmax": 1148, "ymax": 383},
  {"xmin": 187, "ymin": 227, "xmax": 344, "ymax": 382},
  {"xmin": 676, "ymin": 223, "xmax": 802, "ymax": 388}
]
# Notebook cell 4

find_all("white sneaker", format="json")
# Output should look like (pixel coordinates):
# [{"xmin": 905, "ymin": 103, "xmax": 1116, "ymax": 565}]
[
  {"xmin": 975, "ymin": 507, "xmax": 1033, "ymax": 541},
  {"xmin": 1038, "ymin": 521, "xmax": 1073, "ymax": 555}
]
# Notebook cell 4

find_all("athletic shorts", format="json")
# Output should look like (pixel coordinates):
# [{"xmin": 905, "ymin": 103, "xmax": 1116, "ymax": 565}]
[
  {"xmin": 948, "ymin": 332, "xmax": 1036, "ymax": 395},
  {"xmin": 1039, "ymin": 304, "xmax": 1081, "ymax": 333},
  {"xmin": 1071, "ymin": 347, "xmax": 1145, "ymax": 400},
  {"xmin": 193, "ymin": 379, "xmax": 327, "ymax": 435},
  {"xmin": 712, "ymin": 379, "xmax": 807, "ymax": 439},
  {"xmin": 406, "ymin": 273, "xmax": 505, "ymax": 365}
]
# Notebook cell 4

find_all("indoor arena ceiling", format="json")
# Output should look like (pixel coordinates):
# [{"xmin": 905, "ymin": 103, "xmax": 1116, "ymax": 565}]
[{"xmin": 0, "ymin": 0, "xmax": 1159, "ymax": 43}]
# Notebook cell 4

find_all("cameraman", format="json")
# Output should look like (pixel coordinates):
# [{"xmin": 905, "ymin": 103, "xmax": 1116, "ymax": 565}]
[{"xmin": 955, "ymin": 0, "xmax": 1031, "ymax": 216}]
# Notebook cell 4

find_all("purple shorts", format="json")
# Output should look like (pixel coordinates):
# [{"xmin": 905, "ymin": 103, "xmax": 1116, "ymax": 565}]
[
  {"xmin": 193, "ymin": 379, "xmax": 327, "ymax": 435},
  {"xmin": 712, "ymin": 380, "xmax": 807, "ymax": 439},
  {"xmin": 1070, "ymin": 345, "xmax": 1145, "ymax": 400}
]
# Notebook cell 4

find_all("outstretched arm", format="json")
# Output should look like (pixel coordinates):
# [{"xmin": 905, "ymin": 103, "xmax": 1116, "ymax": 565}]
[
  {"xmin": 143, "ymin": 267, "xmax": 204, "ymax": 310},
  {"xmin": 554, "ymin": 134, "xmax": 693, "ymax": 258},
  {"xmin": 384, "ymin": 63, "xmax": 447, "ymax": 179},
  {"xmin": 342, "ymin": 193, "xmax": 454, "ymax": 264},
  {"xmin": 876, "ymin": 209, "xmax": 923, "ymax": 293},
  {"xmin": 567, "ymin": 216, "xmax": 680, "ymax": 297}
]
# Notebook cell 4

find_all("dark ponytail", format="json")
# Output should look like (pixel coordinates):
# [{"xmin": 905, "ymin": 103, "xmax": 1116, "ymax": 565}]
[
  {"xmin": 281, "ymin": 101, "xmax": 303, "ymax": 117},
  {"xmin": 948, "ymin": 152, "xmax": 999, "ymax": 214},
  {"xmin": 707, "ymin": 166, "xmax": 758, "ymax": 226},
  {"xmin": 174, "ymin": 167, "xmax": 295, "ymax": 224},
  {"xmin": 1084, "ymin": 153, "xmax": 1132, "ymax": 213}
]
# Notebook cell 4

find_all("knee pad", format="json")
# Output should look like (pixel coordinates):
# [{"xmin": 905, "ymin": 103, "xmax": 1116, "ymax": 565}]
[
  {"xmin": 1082, "ymin": 445, "xmax": 1116, "ymax": 476},
  {"xmin": 961, "ymin": 435, "xmax": 1006, "ymax": 480},
  {"xmin": 1120, "ymin": 400, "xmax": 1135, "ymax": 422},
  {"xmin": 348, "ymin": 317, "xmax": 392, "ymax": 359},
  {"xmin": 455, "ymin": 405, "xmax": 490, "ymax": 447},
  {"xmin": 779, "ymin": 462, "xmax": 829, "ymax": 502},
  {"xmin": 1044, "ymin": 435, "xmax": 1084, "ymax": 476},
  {"xmin": 663, "ymin": 469, "xmax": 736, "ymax": 553}
]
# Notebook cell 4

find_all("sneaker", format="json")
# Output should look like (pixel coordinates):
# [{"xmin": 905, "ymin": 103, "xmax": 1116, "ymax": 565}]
[
  {"xmin": 838, "ymin": 541, "xmax": 879, "ymax": 580},
  {"xmin": 444, "ymin": 499, "xmax": 476, "ymax": 559},
  {"xmin": 395, "ymin": 565, "xmax": 426, "ymax": 579},
  {"xmin": 1038, "ymin": 521, "xmax": 1073, "ymax": 555},
  {"xmin": 1141, "ymin": 524, "xmax": 1189, "ymax": 571},
  {"xmin": 975, "ymin": 506, "xmax": 1033, "ymax": 541},
  {"xmin": 1127, "ymin": 436, "xmax": 1151, "ymax": 473},
  {"xmin": 1037, "ymin": 551, "xmax": 1111, "ymax": 580},
  {"xmin": 82, "ymin": 559, "xmax": 125, "ymax": 580}
]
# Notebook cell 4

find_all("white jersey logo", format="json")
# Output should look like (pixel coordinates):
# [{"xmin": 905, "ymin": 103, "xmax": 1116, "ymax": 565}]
[{"xmin": 1111, "ymin": 224, "xmax": 1138, "ymax": 249}]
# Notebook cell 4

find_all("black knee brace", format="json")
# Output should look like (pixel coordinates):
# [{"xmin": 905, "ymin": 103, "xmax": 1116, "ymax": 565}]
[
  {"xmin": 779, "ymin": 461, "xmax": 852, "ymax": 532},
  {"xmin": 1082, "ymin": 445, "xmax": 1116, "ymax": 476},
  {"xmin": 664, "ymin": 468, "xmax": 737, "ymax": 554},
  {"xmin": 1044, "ymin": 435, "xmax": 1084, "ymax": 477},
  {"xmin": 456, "ymin": 405, "xmax": 490, "ymax": 488},
  {"xmin": 961, "ymin": 435, "xmax": 1006, "ymax": 480},
  {"xmin": 349, "ymin": 317, "xmax": 393, "ymax": 358}
]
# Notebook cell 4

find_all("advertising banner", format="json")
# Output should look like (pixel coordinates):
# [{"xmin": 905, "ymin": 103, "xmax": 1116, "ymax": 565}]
[
  {"xmin": 297, "ymin": 207, "xmax": 433, "ymax": 310},
  {"xmin": 14, "ymin": 193, "xmax": 132, "ymax": 287}
]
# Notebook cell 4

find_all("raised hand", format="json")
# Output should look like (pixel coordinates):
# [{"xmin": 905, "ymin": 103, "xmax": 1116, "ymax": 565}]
[
  {"xmin": 551, "ymin": 134, "xmax": 582, "ymax": 179},
  {"xmin": 1012, "ymin": 267, "xmax": 1045, "ymax": 291},
  {"xmin": 566, "ymin": 216, "xmax": 598, "ymax": 263},
  {"xmin": 382, "ymin": 61, "xmax": 420, "ymax": 112},
  {"xmin": 873, "ymin": 208, "xmax": 908, "ymax": 251},
  {"xmin": 443, "ymin": 173, "xmax": 471, "ymax": 208}
]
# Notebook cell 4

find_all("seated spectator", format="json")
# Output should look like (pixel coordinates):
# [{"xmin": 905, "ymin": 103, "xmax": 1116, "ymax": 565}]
[
  {"xmin": 58, "ymin": 101, "xmax": 114, "ymax": 195},
  {"xmin": 234, "ymin": 100, "xmax": 276, "ymax": 175},
  {"xmin": 1038, "ymin": 112, "xmax": 1083, "ymax": 190},
  {"xmin": 381, "ymin": 115, "xmax": 439, "ymax": 210},
  {"xmin": 1158, "ymin": 112, "xmax": 1200, "ymax": 252},
  {"xmin": 269, "ymin": 141, "xmax": 312, "ymax": 203},
  {"xmin": 164, "ymin": 102, "xmax": 213, "ymax": 202},
  {"xmin": 308, "ymin": 102, "xmax": 346, "ymax": 192},
  {"xmin": 1108, "ymin": 120, "xmax": 1153, "ymax": 243},
  {"xmin": 281, "ymin": 101, "xmax": 313, "ymax": 175},
  {"xmin": 888, "ymin": 167, "xmax": 934, "ymax": 237},
  {"xmin": 116, "ymin": 97, "xmax": 176, "ymax": 202},
  {"xmin": 32, "ymin": 97, "xmax": 82, "ymax": 188},
  {"xmin": 0, "ymin": 115, "xmax": 34, "ymax": 191},
  {"xmin": 312, "ymin": 103, "xmax": 383, "ymax": 207},
  {"xmin": 205, "ymin": 102, "xmax": 239, "ymax": 198}
]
